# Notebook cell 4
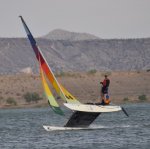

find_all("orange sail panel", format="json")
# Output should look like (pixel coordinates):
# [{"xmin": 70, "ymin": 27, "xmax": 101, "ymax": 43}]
[
  {"xmin": 40, "ymin": 66, "xmax": 64, "ymax": 116},
  {"xmin": 40, "ymin": 51, "xmax": 80, "ymax": 104}
]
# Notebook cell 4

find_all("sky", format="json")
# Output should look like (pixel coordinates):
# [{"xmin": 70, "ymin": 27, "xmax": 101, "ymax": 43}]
[{"xmin": 0, "ymin": 0, "xmax": 150, "ymax": 38}]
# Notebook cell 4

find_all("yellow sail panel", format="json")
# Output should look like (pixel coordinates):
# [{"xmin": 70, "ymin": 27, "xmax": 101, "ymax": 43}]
[
  {"xmin": 40, "ymin": 67, "xmax": 64, "ymax": 116},
  {"xmin": 60, "ymin": 84, "xmax": 80, "ymax": 104},
  {"xmin": 41, "ymin": 62, "xmax": 80, "ymax": 104},
  {"xmin": 41, "ymin": 62, "xmax": 67, "ymax": 102}
]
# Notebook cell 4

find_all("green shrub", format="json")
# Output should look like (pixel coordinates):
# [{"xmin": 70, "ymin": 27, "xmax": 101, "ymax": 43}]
[
  {"xmin": 55, "ymin": 71, "xmax": 65, "ymax": 77},
  {"xmin": 55, "ymin": 71, "xmax": 77, "ymax": 77},
  {"xmin": 87, "ymin": 69, "xmax": 97, "ymax": 75},
  {"xmin": 0, "ymin": 97, "xmax": 4, "ymax": 104},
  {"xmin": 23, "ymin": 92, "xmax": 42, "ymax": 103},
  {"xmin": 0, "ymin": 96, "xmax": 3, "ymax": 100},
  {"xmin": 123, "ymin": 97, "xmax": 129, "ymax": 102},
  {"xmin": 6, "ymin": 97, "xmax": 17, "ymax": 106},
  {"xmin": 138, "ymin": 94, "xmax": 147, "ymax": 101}
]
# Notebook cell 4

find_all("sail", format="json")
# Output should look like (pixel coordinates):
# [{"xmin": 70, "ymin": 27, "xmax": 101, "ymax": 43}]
[
  {"xmin": 40, "ymin": 63, "xmax": 64, "ymax": 116},
  {"xmin": 19, "ymin": 16, "xmax": 80, "ymax": 104}
]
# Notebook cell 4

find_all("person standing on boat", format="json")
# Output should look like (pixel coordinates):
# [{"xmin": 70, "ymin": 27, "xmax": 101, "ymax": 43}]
[{"xmin": 100, "ymin": 75, "xmax": 110, "ymax": 105}]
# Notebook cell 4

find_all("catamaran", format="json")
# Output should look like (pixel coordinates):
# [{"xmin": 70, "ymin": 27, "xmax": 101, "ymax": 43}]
[{"xmin": 19, "ymin": 16, "xmax": 128, "ymax": 131}]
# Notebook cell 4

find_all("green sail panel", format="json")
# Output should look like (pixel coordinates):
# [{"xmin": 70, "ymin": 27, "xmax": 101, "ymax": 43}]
[{"xmin": 40, "ymin": 66, "xmax": 64, "ymax": 116}]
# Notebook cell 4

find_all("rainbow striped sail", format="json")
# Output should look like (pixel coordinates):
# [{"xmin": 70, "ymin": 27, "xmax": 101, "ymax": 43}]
[
  {"xmin": 40, "ymin": 60, "xmax": 64, "ymax": 115},
  {"xmin": 19, "ymin": 16, "xmax": 80, "ymax": 112}
]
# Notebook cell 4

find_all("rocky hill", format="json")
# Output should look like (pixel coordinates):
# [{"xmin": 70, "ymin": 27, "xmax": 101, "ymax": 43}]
[
  {"xmin": 42, "ymin": 29, "xmax": 100, "ymax": 41},
  {"xmin": 0, "ymin": 35, "xmax": 150, "ymax": 74}
]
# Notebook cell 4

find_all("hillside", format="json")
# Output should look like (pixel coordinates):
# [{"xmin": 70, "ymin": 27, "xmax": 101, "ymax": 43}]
[{"xmin": 0, "ymin": 30, "xmax": 150, "ymax": 73}]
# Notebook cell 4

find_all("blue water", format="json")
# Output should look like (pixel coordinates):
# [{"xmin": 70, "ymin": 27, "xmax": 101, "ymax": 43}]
[{"xmin": 0, "ymin": 103, "xmax": 150, "ymax": 149}]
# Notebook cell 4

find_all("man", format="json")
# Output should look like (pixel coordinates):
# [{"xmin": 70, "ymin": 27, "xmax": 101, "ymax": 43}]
[{"xmin": 100, "ymin": 75, "xmax": 110, "ymax": 105}]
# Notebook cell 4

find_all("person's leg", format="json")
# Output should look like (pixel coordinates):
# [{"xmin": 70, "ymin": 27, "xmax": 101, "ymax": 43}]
[
  {"xmin": 100, "ymin": 87, "xmax": 105, "ymax": 104},
  {"xmin": 99, "ymin": 86, "xmax": 108, "ymax": 105}
]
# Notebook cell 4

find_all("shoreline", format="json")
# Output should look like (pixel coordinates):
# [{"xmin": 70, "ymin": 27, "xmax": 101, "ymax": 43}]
[{"xmin": 0, "ymin": 100, "xmax": 149, "ymax": 110}]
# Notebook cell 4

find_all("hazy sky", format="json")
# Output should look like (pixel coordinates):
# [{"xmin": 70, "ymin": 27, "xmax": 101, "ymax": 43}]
[{"xmin": 0, "ymin": 0, "xmax": 150, "ymax": 38}]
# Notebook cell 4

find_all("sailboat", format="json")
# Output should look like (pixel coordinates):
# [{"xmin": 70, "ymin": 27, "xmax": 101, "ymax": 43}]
[{"xmin": 19, "ymin": 16, "xmax": 128, "ymax": 131}]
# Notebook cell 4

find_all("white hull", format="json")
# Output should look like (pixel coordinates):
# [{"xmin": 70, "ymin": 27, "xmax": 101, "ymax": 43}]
[
  {"xmin": 43, "ymin": 125, "xmax": 90, "ymax": 131},
  {"xmin": 64, "ymin": 103, "xmax": 122, "ymax": 113}
]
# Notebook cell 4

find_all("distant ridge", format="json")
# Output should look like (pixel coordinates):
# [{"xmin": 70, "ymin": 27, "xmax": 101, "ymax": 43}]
[
  {"xmin": 42, "ymin": 29, "xmax": 100, "ymax": 41},
  {"xmin": 0, "ymin": 37, "xmax": 150, "ymax": 74}
]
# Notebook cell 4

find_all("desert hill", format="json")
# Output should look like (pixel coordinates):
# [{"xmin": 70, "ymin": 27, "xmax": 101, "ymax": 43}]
[
  {"xmin": 0, "ymin": 30, "xmax": 150, "ymax": 108},
  {"xmin": 0, "ymin": 36, "xmax": 150, "ymax": 73},
  {"xmin": 43, "ymin": 29, "xmax": 100, "ymax": 41}
]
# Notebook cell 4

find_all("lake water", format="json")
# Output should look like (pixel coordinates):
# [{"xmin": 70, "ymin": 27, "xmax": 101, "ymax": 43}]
[{"xmin": 0, "ymin": 103, "xmax": 150, "ymax": 149}]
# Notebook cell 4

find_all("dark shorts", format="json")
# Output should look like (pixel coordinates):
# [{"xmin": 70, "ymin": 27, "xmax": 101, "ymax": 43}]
[{"xmin": 101, "ymin": 87, "xmax": 108, "ymax": 94}]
